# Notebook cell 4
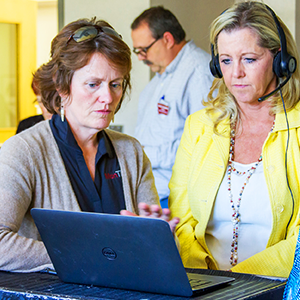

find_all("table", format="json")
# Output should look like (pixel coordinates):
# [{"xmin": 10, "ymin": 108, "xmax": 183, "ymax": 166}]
[{"xmin": 0, "ymin": 268, "xmax": 286, "ymax": 299}]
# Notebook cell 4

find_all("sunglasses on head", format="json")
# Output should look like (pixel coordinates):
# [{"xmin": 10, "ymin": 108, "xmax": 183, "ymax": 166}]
[{"xmin": 66, "ymin": 25, "xmax": 122, "ymax": 45}]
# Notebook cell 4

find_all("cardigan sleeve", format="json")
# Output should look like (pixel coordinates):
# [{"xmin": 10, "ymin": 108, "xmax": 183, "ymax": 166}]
[
  {"xmin": 0, "ymin": 135, "xmax": 53, "ymax": 272},
  {"xmin": 135, "ymin": 148, "xmax": 160, "ymax": 208}
]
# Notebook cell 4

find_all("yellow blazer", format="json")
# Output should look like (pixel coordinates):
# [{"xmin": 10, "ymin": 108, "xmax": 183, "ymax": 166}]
[{"xmin": 169, "ymin": 103, "xmax": 300, "ymax": 277}]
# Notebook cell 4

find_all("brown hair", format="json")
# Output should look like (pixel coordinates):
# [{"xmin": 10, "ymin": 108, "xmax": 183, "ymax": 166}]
[
  {"xmin": 31, "ymin": 73, "xmax": 40, "ymax": 96},
  {"xmin": 34, "ymin": 17, "xmax": 132, "ymax": 115}
]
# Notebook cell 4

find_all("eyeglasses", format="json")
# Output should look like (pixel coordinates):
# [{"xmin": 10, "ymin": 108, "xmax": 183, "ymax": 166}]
[
  {"xmin": 66, "ymin": 25, "xmax": 122, "ymax": 45},
  {"xmin": 132, "ymin": 37, "xmax": 161, "ymax": 56}
]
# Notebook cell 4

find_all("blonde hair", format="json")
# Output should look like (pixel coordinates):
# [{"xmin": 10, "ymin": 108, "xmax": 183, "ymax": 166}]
[{"xmin": 205, "ymin": 1, "xmax": 300, "ymax": 133}]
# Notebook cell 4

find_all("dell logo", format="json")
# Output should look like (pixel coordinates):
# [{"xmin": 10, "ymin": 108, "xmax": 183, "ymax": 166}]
[{"xmin": 102, "ymin": 247, "xmax": 117, "ymax": 260}]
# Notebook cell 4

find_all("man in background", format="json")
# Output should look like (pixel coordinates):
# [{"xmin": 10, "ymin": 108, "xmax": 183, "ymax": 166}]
[{"xmin": 131, "ymin": 6, "xmax": 213, "ymax": 207}]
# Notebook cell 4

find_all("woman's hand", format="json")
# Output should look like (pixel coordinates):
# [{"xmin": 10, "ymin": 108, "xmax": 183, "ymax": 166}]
[{"xmin": 120, "ymin": 202, "xmax": 180, "ymax": 234}]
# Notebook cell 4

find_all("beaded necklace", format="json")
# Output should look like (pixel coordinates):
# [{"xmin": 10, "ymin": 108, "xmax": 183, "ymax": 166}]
[{"xmin": 228, "ymin": 121, "xmax": 275, "ymax": 266}]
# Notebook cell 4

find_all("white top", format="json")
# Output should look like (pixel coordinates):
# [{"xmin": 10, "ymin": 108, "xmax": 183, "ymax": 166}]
[
  {"xmin": 206, "ymin": 161, "xmax": 272, "ymax": 270},
  {"xmin": 134, "ymin": 41, "xmax": 213, "ymax": 199}
]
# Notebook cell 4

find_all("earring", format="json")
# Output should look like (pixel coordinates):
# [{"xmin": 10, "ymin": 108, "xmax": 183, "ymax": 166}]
[
  {"xmin": 112, "ymin": 114, "xmax": 115, "ymax": 123},
  {"xmin": 60, "ymin": 99, "xmax": 65, "ymax": 122}
]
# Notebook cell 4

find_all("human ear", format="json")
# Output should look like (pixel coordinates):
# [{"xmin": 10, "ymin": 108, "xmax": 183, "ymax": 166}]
[{"xmin": 163, "ymin": 32, "xmax": 175, "ymax": 49}]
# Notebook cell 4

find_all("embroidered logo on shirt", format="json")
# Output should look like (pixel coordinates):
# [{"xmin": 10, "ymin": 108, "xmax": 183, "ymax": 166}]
[
  {"xmin": 157, "ymin": 95, "xmax": 170, "ymax": 115},
  {"xmin": 105, "ymin": 170, "xmax": 121, "ymax": 179}
]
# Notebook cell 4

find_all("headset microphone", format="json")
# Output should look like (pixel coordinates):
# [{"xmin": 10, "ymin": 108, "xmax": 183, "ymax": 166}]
[
  {"xmin": 210, "ymin": 4, "xmax": 297, "ymax": 98},
  {"xmin": 258, "ymin": 76, "xmax": 290, "ymax": 102}
]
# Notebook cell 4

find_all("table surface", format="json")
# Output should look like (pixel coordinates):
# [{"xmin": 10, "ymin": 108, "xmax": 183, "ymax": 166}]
[{"xmin": 0, "ymin": 268, "xmax": 286, "ymax": 299}]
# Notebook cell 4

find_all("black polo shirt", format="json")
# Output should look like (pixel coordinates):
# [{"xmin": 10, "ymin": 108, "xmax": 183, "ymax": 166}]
[{"xmin": 50, "ymin": 114, "xmax": 125, "ymax": 213}]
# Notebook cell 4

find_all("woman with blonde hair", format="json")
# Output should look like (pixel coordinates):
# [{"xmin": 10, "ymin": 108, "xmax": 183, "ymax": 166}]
[{"xmin": 169, "ymin": 1, "xmax": 300, "ymax": 277}]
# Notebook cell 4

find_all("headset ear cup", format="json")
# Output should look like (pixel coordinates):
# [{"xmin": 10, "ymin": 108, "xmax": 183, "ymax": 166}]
[
  {"xmin": 273, "ymin": 51, "xmax": 283, "ymax": 78},
  {"xmin": 209, "ymin": 59, "xmax": 218, "ymax": 77},
  {"xmin": 210, "ymin": 54, "xmax": 223, "ymax": 78}
]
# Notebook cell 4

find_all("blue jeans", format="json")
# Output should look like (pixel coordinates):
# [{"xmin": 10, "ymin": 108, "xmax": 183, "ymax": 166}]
[
  {"xmin": 160, "ymin": 196, "xmax": 169, "ymax": 209},
  {"xmin": 283, "ymin": 227, "xmax": 300, "ymax": 299}
]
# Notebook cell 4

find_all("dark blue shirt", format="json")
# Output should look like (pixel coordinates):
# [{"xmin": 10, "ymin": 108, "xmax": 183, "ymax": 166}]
[{"xmin": 50, "ymin": 114, "xmax": 125, "ymax": 214}]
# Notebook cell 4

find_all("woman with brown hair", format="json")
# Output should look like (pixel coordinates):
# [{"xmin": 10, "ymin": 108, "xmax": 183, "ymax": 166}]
[{"xmin": 0, "ymin": 18, "xmax": 167, "ymax": 272}]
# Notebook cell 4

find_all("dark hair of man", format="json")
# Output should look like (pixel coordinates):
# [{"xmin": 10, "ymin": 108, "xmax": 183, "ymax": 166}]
[{"xmin": 131, "ymin": 6, "xmax": 186, "ymax": 44}]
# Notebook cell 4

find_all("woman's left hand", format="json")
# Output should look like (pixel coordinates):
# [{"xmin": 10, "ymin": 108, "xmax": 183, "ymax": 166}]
[{"xmin": 120, "ymin": 202, "xmax": 180, "ymax": 234}]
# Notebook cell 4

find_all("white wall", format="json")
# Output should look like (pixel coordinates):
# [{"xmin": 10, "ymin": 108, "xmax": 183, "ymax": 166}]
[
  {"xmin": 36, "ymin": 0, "xmax": 58, "ymax": 67},
  {"xmin": 264, "ymin": 0, "xmax": 296, "ymax": 37},
  {"xmin": 235, "ymin": 0, "xmax": 296, "ymax": 38},
  {"xmin": 150, "ymin": 0, "xmax": 233, "ymax": 53},
  {"xmin": 297, "ymin": 0, "xmax": 300, "ymax": 51},
  {"xmin": 64, "ymin": 0, "xmax": 150, "ymax": 136}
]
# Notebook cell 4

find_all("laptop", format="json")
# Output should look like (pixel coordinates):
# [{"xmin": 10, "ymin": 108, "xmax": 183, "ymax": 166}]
[{"xmin": 31, "ymin": 208, "xmax": 235, "ymax": 297}]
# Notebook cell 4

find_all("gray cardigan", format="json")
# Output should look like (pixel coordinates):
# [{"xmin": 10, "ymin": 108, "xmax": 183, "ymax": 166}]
[{"xmin": 0, "ymin": 121, "xmax": 159, "ymax": 272}]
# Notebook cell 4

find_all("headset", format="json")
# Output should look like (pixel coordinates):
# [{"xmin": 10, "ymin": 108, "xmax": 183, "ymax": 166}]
[
  {"xmin": 209, "ymin": 4, "xmax": 297, "ymax": 239},
  {"xmin": 209, "ymin": 4, "xmax": 297, "ymax": 102}
]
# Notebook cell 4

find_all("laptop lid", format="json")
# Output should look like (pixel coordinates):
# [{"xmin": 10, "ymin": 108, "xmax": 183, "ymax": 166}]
[{"xmin": 31, "ymin": 209, "xmax": 234, "ymax": 297}]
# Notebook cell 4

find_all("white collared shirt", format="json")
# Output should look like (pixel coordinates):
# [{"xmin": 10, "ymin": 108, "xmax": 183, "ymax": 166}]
[{"xmin": 134, "ymin": 41, "xmax": 213, "ymax": 199}]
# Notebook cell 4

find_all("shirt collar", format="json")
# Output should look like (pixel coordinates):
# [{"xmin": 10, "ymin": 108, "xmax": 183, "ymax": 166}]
[
  {"xmin": 274, "ymin": 101, "xmax": 300, "ymax": 131},
  {"xmin": 160, "ymin": 40, "xmax": 191, "ymax": 76},
  {"xmin": 97, "ymin": 130, "xmax": 115, "ymax": 160},
  {"xmin": 50, "ymin": 114, "xmax": 114, "ymax": 158}
]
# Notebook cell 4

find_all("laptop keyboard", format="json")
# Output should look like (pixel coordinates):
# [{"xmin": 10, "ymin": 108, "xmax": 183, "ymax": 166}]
[
  {"xmin": 189, "ymin": 278, "xmax": 212, "ymax": 288},
  {"xmin": 187, "ymin": 273, "xmax": 212, "ymax": 289}
]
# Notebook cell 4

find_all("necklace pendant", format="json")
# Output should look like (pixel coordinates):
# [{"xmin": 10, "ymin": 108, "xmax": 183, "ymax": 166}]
[
  {"xmin": 232, "ymin": 216, "xmax": 240, "ymax": 225},
  {"xmin": 232, "ymin": 255, "xmax": 238, "ymax": 266},
  {"xmin": 230, "ymin": 252, "xmax": 238, "ymax": 266}
]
